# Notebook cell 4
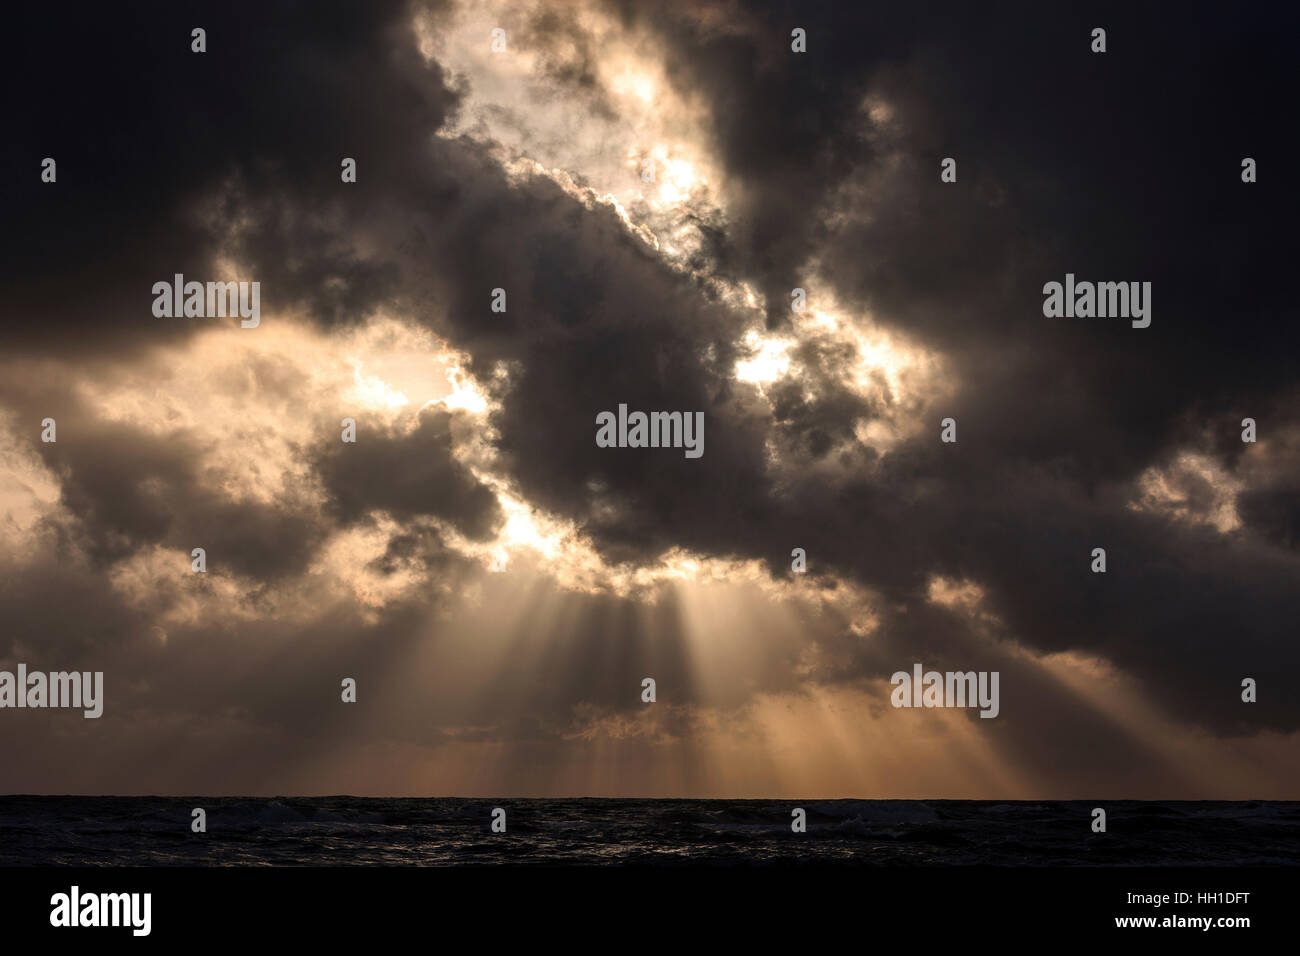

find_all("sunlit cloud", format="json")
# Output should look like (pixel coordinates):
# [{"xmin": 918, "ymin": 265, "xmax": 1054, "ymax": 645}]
[
  {"xmin": 417, "ymin": 0, "xmax": 726, "ymax": 270},
  {"xmin": 1130, "ymin": 451, "xmax": 1243, "ymax": 533}
]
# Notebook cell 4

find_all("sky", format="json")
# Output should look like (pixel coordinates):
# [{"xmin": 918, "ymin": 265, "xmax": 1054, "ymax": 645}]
[{"xmin": 1, "ymin": 0, "xmax": 1297, "ymax": 798}]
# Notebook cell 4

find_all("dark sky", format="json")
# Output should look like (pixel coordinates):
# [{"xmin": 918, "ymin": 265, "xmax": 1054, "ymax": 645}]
[{"xmin": 1, "ymin": 0, "xmax": 1296, "ymax": 797}]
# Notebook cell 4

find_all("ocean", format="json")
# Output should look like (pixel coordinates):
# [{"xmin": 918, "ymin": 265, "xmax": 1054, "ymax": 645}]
[{"xmin": 1, "ymin": 797, "xmax": 1296, "ymax": 866}]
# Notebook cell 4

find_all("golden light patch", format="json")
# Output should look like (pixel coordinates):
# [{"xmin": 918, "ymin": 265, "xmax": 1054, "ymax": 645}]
[
  {"xmin": 417, "ymin": 0, "xmax": 725, "ymax": 270},
  {"xmin": 734, "ymin": 330, "xmax": 793, "ymax": 385},
  {"xmin": 1130, "ymin": 451, "xmax": 1243, "ymax": 533},
  {"xmin": 0, "ymin": 407, "xmax": 63, "ymax": 556}
]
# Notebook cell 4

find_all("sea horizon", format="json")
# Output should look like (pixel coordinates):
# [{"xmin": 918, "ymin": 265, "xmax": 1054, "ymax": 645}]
[{"xmin": 3, "ymin": 796, "xmax": 1296, "ymax": 867}]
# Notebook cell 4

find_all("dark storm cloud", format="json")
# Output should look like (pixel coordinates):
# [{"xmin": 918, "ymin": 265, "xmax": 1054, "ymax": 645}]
[
  {"xmin": 2, "ymin": 0, "xmax": 1298, "ymax": 799},
  {"xmin": 384, "ymin": 164, "xmax": 789, "ymax": 563},
  {"xmin": 2, "ymin": 0, "xmax": 455, "ymax": 355},
  {"xmin": 1, "ymin": 373, "xmax": 500, "ymax": 588},
  {"xmin": 317, "ymin": 406, "xmax": 503, "ymax": 539},
  {"xmin": 2, "ymin": 0, "xmax": 787, "ymax": 579},
  {"xmin": 1231, "ymin": 409, "xmax": 1300, "ymax": 553},
  {"xmin": 765, "ymin": 336, "xmax": 884, "ymax": 459},
  {"xmin": 10, "ymin": 387, "xmax": 326, "ymax": 579},
  {"xmin": 0, "ymin": 554, "xmax": 154, "ymax": 667},
  {"xmin": 607, "ymin": 0, "xmax": 888, "ymax": 328},
  {"xmin": 613, "ymin": 0, "xmax": 1298, "ymax": 483},
  {"xmin": 541, "ymin": 1, "xmax": 1299, "ymax": 737}
]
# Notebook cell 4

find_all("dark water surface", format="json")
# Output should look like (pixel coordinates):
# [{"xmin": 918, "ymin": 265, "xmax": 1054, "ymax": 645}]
[{"xmin": 1, "ymin": 797, "xmax": 1296, "ymax": 866}]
